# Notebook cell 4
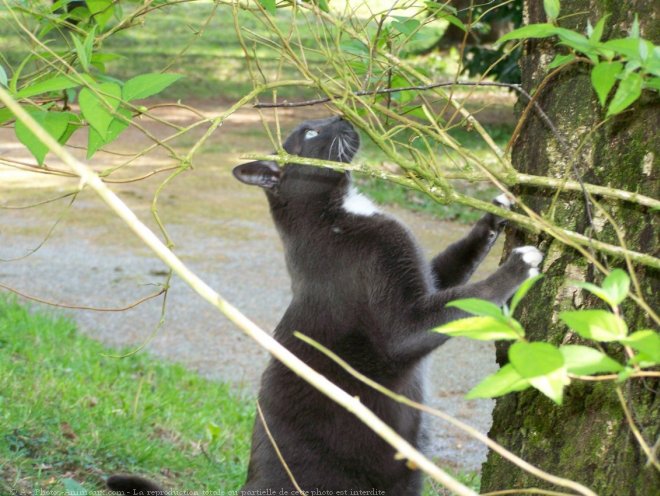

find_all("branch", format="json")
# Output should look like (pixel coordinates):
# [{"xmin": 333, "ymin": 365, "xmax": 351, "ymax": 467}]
[
  {"xmin": 0, "ymin": 283, "xmax": 165, "ymax": 313},
  {"xmin": 0, "ymin": 86, "xmax": 478, "ymax": 496},
  {"xmin": 253, "ymin": 80, "xmax": 522, "ymax": 108},
  {"xmin": 243, "ymin": 153, "xmax": 660, "ymax": 269}
]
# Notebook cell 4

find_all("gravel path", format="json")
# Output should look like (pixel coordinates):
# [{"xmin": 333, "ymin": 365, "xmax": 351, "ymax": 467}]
[{"xmin": 0, "ymin": 106, "xmax": 500, "ymax": 472}]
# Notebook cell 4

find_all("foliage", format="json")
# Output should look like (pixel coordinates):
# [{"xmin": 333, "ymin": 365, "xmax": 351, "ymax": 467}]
[
  {"xmin": 458, "ymin": 0, "xmax": 523, "ymax": 84},
  {"xmin": 434, "ymin": 270, "xmax": 658, "ymax": 405},
  {"xmin": 0, "ymin": 297, "xmax": 253, "ymax": 493},
  {"xmin": 498, "ymin": 3, "xmax": 659, "ymax": 116}
]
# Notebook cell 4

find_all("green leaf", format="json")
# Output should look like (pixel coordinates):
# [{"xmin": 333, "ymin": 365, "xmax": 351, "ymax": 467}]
[
  {"xmin": 16, "ymin": 74, "xmax": 94, "ymax": 99},
  {"xmin": 543, "ymin": 0, "xmax": 560, "ymax": 22},
  {"xmin": 79, "ymin": 82, "xmax": 121, "ymax": 139},
  {"xmin": 446, "ymin": 299, "xmax": 504, "ymax": 319},
  {"xmin": 87, "ymin": 108, "xmax": 131, "ymax": 158},
  {"xmin": 607, "ymin": 71, "xmax": 642, "ymax": 116},
  {"xmin": 62, "ymin": 478, "xmax": 87, "ymax": 496},
  {"xmin": 602, "ymin": 38, "xmax": 642, "ymax": 61},
  {"xmin": 466, "ymin": 364, "xmax": 530, "ymax": 399},
  {"xmin": 497, "ymin": 23, "xmax": 559, "ymax": 44},
  {"xmin": 571, "ymin": 281, "xmax": 612, "ymax": 305},
  {"xmin": 433, "ymin": 316, "xmax": 522, "ymax": 341},
  {"xmin": 87, "ymin": 0, "xmax": 115, "ymax": 29},
  {"xmin": 529, "ymin": 368, "xmax": 569, "ymax": 405},
  {"xmin": 15, "ymin": 110, "xmax": 71, "ymax": 165},
  {"xmin": 392, "ymin": 18, "xmax": 421, "ymax": 37},
  {"xmin": 554, "ymin": 28, "xmax": 593, "ymax": 54},
  {"xmin": 601, "ymin": 269, "xmax": 630, "ymax": 306},
  {"xmin": 258, "ymin": 0, "xmax": 276, "ymax": 15},
  {"xmin": 316, "ymin": 0, "xmax": 329, "ymax": 13},
  {"xmin": 589, "ymin": 15, "xmax": 609, "ymax": 43},
  {"xmin": 559, "ymin": 310, "xmax": 628, "ymax": 341},
  {"xmin": 510, "ymin": 274, "xmax": 543, "ymax": 315},
  {"xmin": 0, "ymin": 106, "xmax": 13, "ymax": 125},
  {"xmin": 340, "ymin": 39, "xmax": 369, "ymax": 56},
  {"xmin": 509, "ymin": 342, "xmax": 565, "ymax": 378},
  {"xmin": 646, "ymin": 77, "xmax": 660, "ymax": 91},
  {"xmin": 560, "ymin": 345, "xmax": 623, "ymax": 375},
  {"xmin": 72, "ymin": 33, "xmax": 91, "ymax": 72},
  {"xmin": 590, "ymin": 61, "xmax": 623, "ymax": 106},
  {"xmin": 0, "ymin": 64, "xmax": 7, "ymax": 87},
  {"xmin": 621, "ymin": 330, "xmax": 660, "ymax": 363},
  {"xmin": 547, "ymin": 53, "xmax": 575, "ymax": 69},
  {"xmin": 629, "ymin": 14, "xmax": 639, "ymax": 38},
  {"xmin": 123, "ymin": 73, "xmax": 182, "ymax": 101},
  {"xmin": 440, "ymin": 14, "xmax": 466, "ymax": 32}
]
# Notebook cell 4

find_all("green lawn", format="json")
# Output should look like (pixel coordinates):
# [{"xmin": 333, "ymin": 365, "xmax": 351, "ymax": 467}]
[
  {"xmin": 0, "ymin": 297, "xmax": 254, "ymax": 494},
  {"xmin": 0, "ymin": 297, "xmax": 480, "ymax": 495}
]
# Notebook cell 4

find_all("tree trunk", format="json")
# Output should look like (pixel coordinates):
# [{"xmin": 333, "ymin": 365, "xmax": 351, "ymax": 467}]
[{"xmin": 480, "ymin": 1, "xmax": 659, "ymax": 495}]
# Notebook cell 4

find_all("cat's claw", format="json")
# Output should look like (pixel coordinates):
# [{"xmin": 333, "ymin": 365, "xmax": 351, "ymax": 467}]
[
  {"xmin": 512, "ymin": 246, "xmax": 543, "ymax": 278},
  {"xmin": 485, "ymin": 194, "xmax": 512, "ymax": 233}
]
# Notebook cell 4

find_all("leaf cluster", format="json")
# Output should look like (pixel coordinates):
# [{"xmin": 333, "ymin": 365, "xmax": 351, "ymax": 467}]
[
  {"xmin": 434, "ymin": 270, "xmax": 659, "ymax": 404},
  {"xmin": 498, "ymin": 2, "xmax": 659, "ymax": 117}
]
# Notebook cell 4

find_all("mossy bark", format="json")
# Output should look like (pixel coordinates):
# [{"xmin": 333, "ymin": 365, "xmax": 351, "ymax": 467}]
[{"xmin": 480, "ymin": 1, "xmax": 659, "ymax": 495}]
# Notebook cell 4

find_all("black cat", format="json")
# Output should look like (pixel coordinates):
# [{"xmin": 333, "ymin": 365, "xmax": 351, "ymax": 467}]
[{"xmin": 107, "ymin": 116, "xmax": 543, "ymax": 496}]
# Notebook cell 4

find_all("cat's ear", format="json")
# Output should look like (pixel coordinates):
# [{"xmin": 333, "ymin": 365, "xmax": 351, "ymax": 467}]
[{"xmin": 232, "ymin": 161, "xmax": 280, "ymax": 189}]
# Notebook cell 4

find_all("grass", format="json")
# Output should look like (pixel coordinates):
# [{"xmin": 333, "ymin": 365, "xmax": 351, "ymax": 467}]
[
  {"xmin": 0, "ymin": 296, "xmax": 480, "ymax": 495},
  {"xmin": 0, "ymin": 296, "xmax": 254, "ymax": 494}
]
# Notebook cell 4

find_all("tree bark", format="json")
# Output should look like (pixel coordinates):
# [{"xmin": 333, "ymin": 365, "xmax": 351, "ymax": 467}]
[{"xmin": 480, "ymin": 1, "xmax": 659, "ymax": 495}]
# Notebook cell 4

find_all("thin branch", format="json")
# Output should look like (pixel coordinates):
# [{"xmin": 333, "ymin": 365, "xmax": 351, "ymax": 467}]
[
  {"xmin": 256, "ymin": 401, "xmax": 306, "ymax": 494},
  {"xmin": 243, "ymin": 153, "xmax": 660, "ymax": 269},
  {"xmin": 570, "ymin": 372, "xmax": 660, "ymax": 381},
  {"xmin": 0, "ymin": 283, "xmax": 166, "ymax": 312},
  {"xmin": 253, "ymin": 80, "xmax": 521, "ymax": 108},
  {"xmin": 481, "ymin": 490, "xmax": 581, "ymax": 496},
  {"xmin": 615, "ymin": 386, "xmax": 660, "ymax": 470}
]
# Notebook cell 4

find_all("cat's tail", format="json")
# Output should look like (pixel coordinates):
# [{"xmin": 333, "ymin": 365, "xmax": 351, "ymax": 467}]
[{"xmin": 107, "ymin": 474, "xmax": 166, "ymax": 494}]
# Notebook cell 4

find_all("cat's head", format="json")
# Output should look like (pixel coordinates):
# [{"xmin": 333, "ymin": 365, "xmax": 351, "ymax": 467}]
[{"xmin": 232, "ymin": 116, "xmax": 359, "ymax": 196}]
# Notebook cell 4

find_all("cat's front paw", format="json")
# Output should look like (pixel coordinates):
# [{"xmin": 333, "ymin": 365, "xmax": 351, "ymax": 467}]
[
  {"xmin": 511, "ymin": 246, "xmax": 544, "ymax": 278},
  {"xmin": 482, "ymin": 194, "xmax": 513, "ymax": 236}
]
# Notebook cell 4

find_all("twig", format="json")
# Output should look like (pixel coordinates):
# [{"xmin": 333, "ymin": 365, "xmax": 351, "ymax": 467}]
[
  {"xmin": 615, "ymin": 385, "xmax": 660, "ymax": 470},
  {"xmin": 256, "ymin": 401, "xmax": 306, "ymax": 494},
  {"xmin": 481, "ymin": 490, "xmax": 580, "ymax": 496},
  {"xmin": 253, "ymin": 80, "xmax": 522, "ymax": 108},
  {"xmin": 243, "ymin": 153, "xmax": 660, "ymax": 269},
  {"xmin": 0, "ymin": 283, "xmax": 166, "ymax": 312},
  {"xmin": 570, "ymin": 372, "xmax": 660, "ymax": 381}
]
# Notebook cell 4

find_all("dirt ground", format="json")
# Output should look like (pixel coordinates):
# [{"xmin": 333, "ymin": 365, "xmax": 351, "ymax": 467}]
[{"xmin": 0, "ymin": 103, "xmax": 504, "ymax": 472}]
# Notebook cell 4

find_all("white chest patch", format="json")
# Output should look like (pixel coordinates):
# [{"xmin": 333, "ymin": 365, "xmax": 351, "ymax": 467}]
[{"xmin": 342, "ymin": 187, "xmax": 380, "ymax": 217}]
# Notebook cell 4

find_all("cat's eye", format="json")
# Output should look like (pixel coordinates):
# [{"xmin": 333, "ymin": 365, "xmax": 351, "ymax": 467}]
[{"xmin": 304, "ymin": 129, "xmax": 319, "ymax": 140}]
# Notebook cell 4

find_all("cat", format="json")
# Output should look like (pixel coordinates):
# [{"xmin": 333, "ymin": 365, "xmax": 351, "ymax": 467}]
[{"xmin": 107, "ymin": 116, "xmax": 543, "ymax": 496}]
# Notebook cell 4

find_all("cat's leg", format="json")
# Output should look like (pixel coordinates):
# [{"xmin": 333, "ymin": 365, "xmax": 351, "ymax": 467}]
[
  {"xmin": 430, "ymin": 194, "xmax": 512, "ymax": 288},
  {"xmin": 382, "ymin": 245, "xmax": 543, "ymax": 365}
]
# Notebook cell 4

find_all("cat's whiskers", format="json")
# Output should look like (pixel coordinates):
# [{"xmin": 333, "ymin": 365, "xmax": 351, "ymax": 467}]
[{"xmin": 329, "ymin": 136, "xmax": 338, "ymax": 161}]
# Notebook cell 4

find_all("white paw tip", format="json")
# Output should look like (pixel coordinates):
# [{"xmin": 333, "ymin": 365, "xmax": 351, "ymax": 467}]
[
  {"xmin": 513, "ymin": 246, "xmax": 543, "ymax": 267},
  {"xmin": 495, "ymin": 194, "xmax": 513, "ymax": 208},
  {"xmin": 528, "ymin": 268, "xmax": 540, "ymax": 278}
]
